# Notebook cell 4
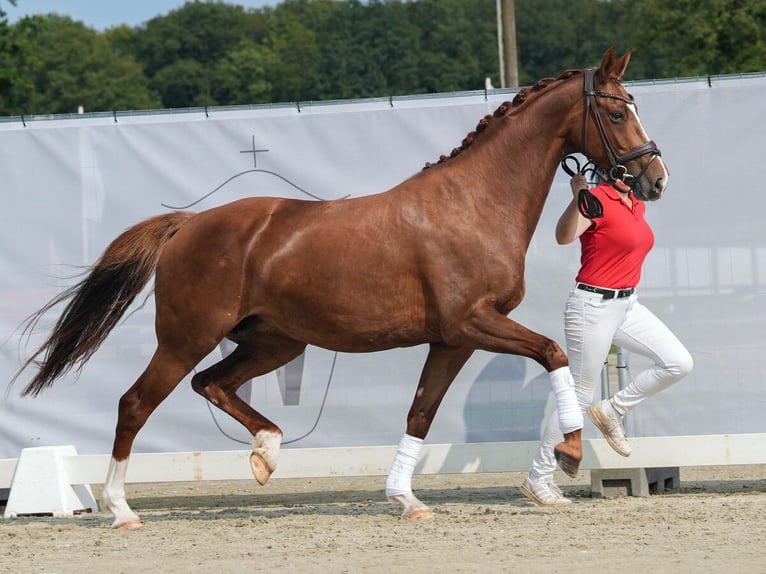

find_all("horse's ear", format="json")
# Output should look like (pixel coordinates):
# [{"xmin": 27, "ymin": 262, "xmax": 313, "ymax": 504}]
[
  {"xmin": 613, "ymin": 49, "xmax": 632, "ymax": 80},
  {"xmin": 598, "ymin": 47, "xmax": 632, "ymax": 83}
]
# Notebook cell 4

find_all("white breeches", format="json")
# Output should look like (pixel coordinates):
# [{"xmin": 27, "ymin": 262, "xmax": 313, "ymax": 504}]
[{"xmin": 530, "ymin": 287, "xmax": 693, "ymax": 481}]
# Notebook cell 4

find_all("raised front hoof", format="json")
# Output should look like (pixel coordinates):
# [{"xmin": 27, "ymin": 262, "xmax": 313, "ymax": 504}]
[
  {"xmin": 112, "ymin": 518, "xmax": 143, "ymax": 530},
  {"xmin": 387, "ymin": 493, "xmax": 434, "ymax": 520},
  {"xmin": 553, "ymin": 449, "xmax": 582, "ymax": 478},
  {"xmin": 555, "ymin": 428, "xmax": 583, "ymax": 478},
  {"xmin": 250, "ymin": 451, "xmax": 274, "ymax": 485}
]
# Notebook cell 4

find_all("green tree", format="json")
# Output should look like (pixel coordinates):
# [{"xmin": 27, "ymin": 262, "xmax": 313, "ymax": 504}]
[
  {"xmin": 714, "ymin": 0, "xmax": 766, "ymax": 73},
  {"xmin": 150, "ymin": 58, "xmax": 213, "ymax": 108},
  {"xmin": 0, "ymin": 0, "xmax": 21, "ymax": 108},
  {"xmin": 515, "ymin": 0, "xmax": 628, "ymax": 84},
  {"xmin": 265, "ymin": 1, "xmax": 327, "ymax": 102},
  {"xmin": 2, "ymin": 15, "xmax": 159, "ymax": 115},
  {"xmin": 135, "ymin": 1, "xmax": 269, "ymax": 107},
  {"xmin": 136, "ymin": 1, "xmax": 265, "ymax": 74},
  {"xmin": 411, "ymin": 0, "xmax": 497, "ymax": 92},
  {"xmin": 314, "ymin": 0, "xmax": 391, "ymax": 99},
  {"xmin": 628, "ymin": 0, "xmax": 766, "ymax": 77},
  {"xmin": 367, "ymin": 0, "xmax": 422, "ymax": 96},
  {"xmin": 211, "ymin": 40, "xmax": 276, "ymax": 105},
  {"xmin": 515, "ymin": 0, "xmax": 766, "ymax": 82},
  {"xmin": 2, "ymin": 0, "xmax": 766, "ymax": 116}
]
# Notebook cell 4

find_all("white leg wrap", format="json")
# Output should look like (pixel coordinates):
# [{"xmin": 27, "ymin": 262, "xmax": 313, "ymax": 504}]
[
  {"xmin": 385, "ymin": 434, "xmax": 423, "ymax": 497},
  {"xmin": 550, "ymin": 366, "xmax": 584, "ymax": 434}
]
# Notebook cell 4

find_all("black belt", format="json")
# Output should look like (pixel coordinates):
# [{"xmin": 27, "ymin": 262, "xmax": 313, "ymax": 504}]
[{"xmin": 576, "ymin": 283, "xmax": 634, "ymax": 299}]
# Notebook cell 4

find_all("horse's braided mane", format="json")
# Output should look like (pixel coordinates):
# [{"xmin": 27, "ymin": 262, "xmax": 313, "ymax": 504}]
[{"xmin": 423, "ymin": 68, "xmax": 583, "ymax": 170}]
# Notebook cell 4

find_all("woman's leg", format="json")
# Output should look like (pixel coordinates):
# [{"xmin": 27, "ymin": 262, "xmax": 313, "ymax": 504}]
[
  {"xmin": 528, "ymin": 289, "xmax": 625, "ymax": 482},
  {"xmin": 610, "ymin": 298, "xmax": 693, "ymax": 415}
]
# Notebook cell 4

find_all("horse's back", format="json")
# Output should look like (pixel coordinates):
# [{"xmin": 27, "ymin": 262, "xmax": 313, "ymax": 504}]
[{"xmin": 154, "ymin": 194, "xmax": 435, "ymax": 351}]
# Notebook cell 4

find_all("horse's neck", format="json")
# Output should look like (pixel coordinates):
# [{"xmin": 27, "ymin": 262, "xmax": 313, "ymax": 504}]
[{"xmin": 460, "ymin": 106, "xmax": 570, "ymax": 244}]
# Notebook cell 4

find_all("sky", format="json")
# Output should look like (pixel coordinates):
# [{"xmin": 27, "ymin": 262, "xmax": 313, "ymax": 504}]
[{"xmin": 4, "ymin": 1, "xmax": 282, "ymax": 30}]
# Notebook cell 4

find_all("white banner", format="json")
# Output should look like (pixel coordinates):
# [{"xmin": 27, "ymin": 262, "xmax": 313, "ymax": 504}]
[{"xmin": 1, "ymin": 75, "xmax": 765, "ymax": 458}]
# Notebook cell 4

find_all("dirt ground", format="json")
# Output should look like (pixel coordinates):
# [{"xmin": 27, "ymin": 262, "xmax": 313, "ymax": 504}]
[{"xmin": 1, "ymin": 465, "xmax": 765, "ymax": 574}]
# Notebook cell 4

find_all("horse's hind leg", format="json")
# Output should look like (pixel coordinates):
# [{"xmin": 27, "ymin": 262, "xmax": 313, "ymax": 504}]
[
  {"xmin": 191, "ymin": 336, "xmax": 306, "ymax": 486},
  {"xmin": 387, "ymin": 343, "xmax": 474, "ymax": 519},
  {"xmin": 101, "ymin": 347, "xmax": 197, "ymax": 529}
]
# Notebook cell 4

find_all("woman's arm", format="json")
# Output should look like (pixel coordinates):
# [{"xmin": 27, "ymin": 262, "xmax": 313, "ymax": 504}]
[{"xmin": 555, "ymin": 174, "xmax": 593, "ymax": 245}]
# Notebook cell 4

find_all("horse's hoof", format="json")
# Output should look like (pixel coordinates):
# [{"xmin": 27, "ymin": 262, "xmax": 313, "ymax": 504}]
[
  {"xmin": 403, "ymin": 508, "xmax": 434, "ymax": 520},
  {"xmin": 112, "ymin": 518, "xmax": 143, "ymax": 530},
  {"xmin": 554, "ymin": 430, "xmax": 582, "ymax": 479},
  {"xmin": 554, "ymin": 448, "xmax": 581, "ymax": 478},
  {"xmin": 250, "ymin": 451, "xmax": 273, "ymax": 485},
  {"xmin": 387, "ymin": 493, "xmax": 433, "ymax": 520}
]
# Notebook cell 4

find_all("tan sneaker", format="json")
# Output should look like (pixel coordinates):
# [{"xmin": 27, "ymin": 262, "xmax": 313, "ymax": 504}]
[
  {"xmin": 520, "ymin": 477, "xmax": 572, "ymax": 507},
  {"xmin": 587, "ymin": 400, "xmax": 631, "ymax": 457}
]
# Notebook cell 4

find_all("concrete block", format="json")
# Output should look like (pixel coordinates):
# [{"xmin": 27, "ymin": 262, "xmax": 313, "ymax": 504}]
[
  {"xmin": 3, "ymin": 446, "xmax": 98, "ymax": 518},
  {"xmin": 591, "ymin": 466, "xmax": 680, "ymax": 498}
]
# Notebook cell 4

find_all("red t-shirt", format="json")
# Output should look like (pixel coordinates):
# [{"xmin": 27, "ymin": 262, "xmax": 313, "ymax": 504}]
[{"xmin": 575, "ymin": 181, "xmax": 654, "ymax": 289}]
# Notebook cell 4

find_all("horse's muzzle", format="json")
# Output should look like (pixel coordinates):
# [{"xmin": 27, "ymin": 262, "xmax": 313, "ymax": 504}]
[
  {"xmin": 633, "ymin": 176, "xmax": 665, "ymax": 201},
  {"xmin": 631, "ymin": 153, "xmax": 668, "ymax": 202}
]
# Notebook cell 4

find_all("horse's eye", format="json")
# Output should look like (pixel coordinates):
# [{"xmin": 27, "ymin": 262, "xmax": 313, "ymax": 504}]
[{"xmin": 609, "ymin": 111, "xmax": 626, "ymax": 121}]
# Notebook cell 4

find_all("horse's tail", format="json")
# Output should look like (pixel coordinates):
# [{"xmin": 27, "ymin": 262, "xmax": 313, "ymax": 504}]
[{"xmin": 15, "ymin": 211, "xmax": 195, "ymax": 397}]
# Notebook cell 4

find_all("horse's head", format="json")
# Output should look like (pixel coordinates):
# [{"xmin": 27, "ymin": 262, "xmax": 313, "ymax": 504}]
[{"xmin": 567, "ymin": 47, "xmax": 668, "ymax": 201}]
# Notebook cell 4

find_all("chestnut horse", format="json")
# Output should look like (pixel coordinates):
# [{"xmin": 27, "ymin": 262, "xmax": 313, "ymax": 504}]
[{"xmin": 15, "ymin": 48, "xmax": 667, "ymax": 528}]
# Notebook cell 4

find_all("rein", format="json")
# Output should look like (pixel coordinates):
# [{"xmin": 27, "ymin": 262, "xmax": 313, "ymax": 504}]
[
  {"xmin": 560, "ymin": 155, "xmax": 604, "ymax": 219},
  {"xmin": 581, "ymin": 68, "xmax": 661, "ymax": 194}
]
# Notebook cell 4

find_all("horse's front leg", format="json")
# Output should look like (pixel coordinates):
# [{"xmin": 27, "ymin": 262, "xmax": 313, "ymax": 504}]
[
  {"xmin": 461, "ymin": 304, "xmax": 584, "ymax": 476},
  {"xmin": 386, "ymin": 344, "xmax": 474, "ymax": 519}
]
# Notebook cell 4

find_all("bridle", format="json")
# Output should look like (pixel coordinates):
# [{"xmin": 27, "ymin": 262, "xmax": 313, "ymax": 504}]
[{"xmin": 582, "ymin": 68, "xmax": 661, "ymax": 194}]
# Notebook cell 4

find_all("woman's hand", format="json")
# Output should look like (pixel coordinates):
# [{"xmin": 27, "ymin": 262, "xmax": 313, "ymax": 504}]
[{"xmin": 570, "ymin": 174, "xmax": 588, "ymax": 198}]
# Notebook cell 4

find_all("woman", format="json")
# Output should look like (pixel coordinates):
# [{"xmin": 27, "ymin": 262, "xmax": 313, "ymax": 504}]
[{"xmin": 521, "ymin": 173, "xmax": 693, "ymax": 506}]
